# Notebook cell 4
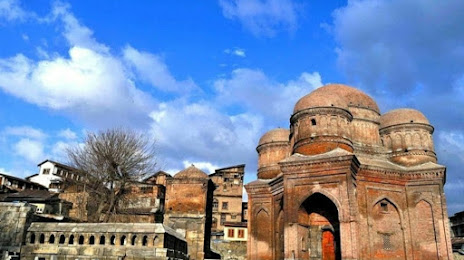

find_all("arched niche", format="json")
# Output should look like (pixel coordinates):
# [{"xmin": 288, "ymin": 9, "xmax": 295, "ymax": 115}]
[
  {"xmin": 298, "ymin": 192, "xmax": 341, "ymax": 260},
  {"xmin": 254, "ymin": 208, "xmax": 271, "ymax": 260},
  {"xmin": 412, "ymin": 199, "xmax": 438, "ymax": 259},
  {"xmin": 370, "ymin": 198, "xmax": 406, "ymax": 259}
]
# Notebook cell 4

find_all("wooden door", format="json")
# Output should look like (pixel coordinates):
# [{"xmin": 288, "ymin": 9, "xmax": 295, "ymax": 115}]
[{"xmin": 322, "ymin": 230, "xmax": 335, "ymax": 260}]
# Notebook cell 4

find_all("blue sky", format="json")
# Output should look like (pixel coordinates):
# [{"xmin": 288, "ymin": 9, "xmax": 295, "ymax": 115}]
[{"xmin": 0, "ymin": 0, "xmax": 463, "ymax": 214}]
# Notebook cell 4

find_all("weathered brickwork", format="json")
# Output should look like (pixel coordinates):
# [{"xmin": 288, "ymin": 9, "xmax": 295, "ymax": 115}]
[
  {"xmin": 164, "ymin": 166, "xmax": 218, "ymax": 260},
  {"xmin": 0, "ymin": 202, "xmax": 35, "ymax": 260},
  {"xmin": 246, "ymin": 84, "xmax": 454, "ymax": 260}
]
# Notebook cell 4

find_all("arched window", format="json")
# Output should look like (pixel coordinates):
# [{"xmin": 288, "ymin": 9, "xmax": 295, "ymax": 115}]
[
  {"xmin": 30, "ymin": 233, "xmax": 36, "ymax": 244},
  {"xmin": 78, "ymin": 235, "xmax": 84, "ymax": 245},
  {"xmin": 120, "ymin": 235, "xmax": 126, "ymax": 245},
  {"xmin": 39, "ymin": 234, "xmax": 45, "ymax": 244},
  {"xmin": 311, "ymin": 118, "xmax": 317, "ymax": 126},
  {"xmin": 59, "ymin": 235, "xmax": 65, "ymax": 244},
  {"xmin": 131, "ymin": 235, "xmax": 137, "ymax": 246},
  {"xmin": 213, "ymin": 198, "xmax": 219, "ymax": 210},
  {"xmin": 69, "ymin": 235, "xmax": 74, "ymax": 245},
  {"xmin": 153, "ymin": 236, "xmax": 158, "ymax": 246},
  {"xmin": 99, "ymin": 235, "xmax": 105, "ymax": 245},
  {"xmin": 89, "ymin": 235, "xmax": 95, "ymax": 245},
  {"xmin": 49, "ymin": 234, "xmax": 55, "ymax": 244},
  {"xmin": 142, "ymin": 236, "xmax": 148, "ymax": 246},
  {"xmin": 110, "ymin": 235, "xmax": 116, "ymax": 245}
]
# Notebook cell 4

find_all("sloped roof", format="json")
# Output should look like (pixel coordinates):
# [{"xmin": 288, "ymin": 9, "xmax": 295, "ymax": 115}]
[{"xmin": 174, "ymin": 165, "xmax": 208, "ymax": 179}]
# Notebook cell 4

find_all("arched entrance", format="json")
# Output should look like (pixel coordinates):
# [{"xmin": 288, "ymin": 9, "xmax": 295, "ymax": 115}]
[{"xmin": 298, "ymin": 193, "xmax": 341, "ymax": 260}]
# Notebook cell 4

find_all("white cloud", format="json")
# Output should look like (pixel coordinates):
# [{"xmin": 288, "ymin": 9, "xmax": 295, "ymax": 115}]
[
  {"xmin": 224, "ymin": 48, "xmax": 246, "ymax": 57},
  {"xmin": 123, "ymin": 46, "xmax": 197, "ymax": 93},
  {"xmin": 3, "ymin": 126, "xmax": 47, "ymax": 139},
  {"xmin": 182, "ymin": 160, "xmax": 219, "ymax": 174},
  {"xmin": 332, "ymin": 0, "xmax": 464, "ymax": 96},
  {"xmin": 58, "ymin": 128, "xmax": 77, "ymax": 140},
  {"xmin": 0, "ymin": 0, "xmax": 29, "ymax": 22},
  {"xmin": 149, "ymin": 100, "xmax": 263, "ymax": 174},
  {"xmin": 0, "ymin": 3, "xmax": 199, "ymax": 128},
  {"xmin": 13, "ymin": 138, "xmax": 44, "ymax": 163},
  {"xmin": 51, "ymin": 1, "xmax": 108, "ymax": 53},
  {"xmin": 214, "ymin": 69, "xmax": 322, "ymax": 122},
  {"xmin": 219, "ymin": 0, "xmax": 300, "ymax": 37},
  {"xmin": 0, "ymin": 47, "xmax": 154, "ymax": 127}
]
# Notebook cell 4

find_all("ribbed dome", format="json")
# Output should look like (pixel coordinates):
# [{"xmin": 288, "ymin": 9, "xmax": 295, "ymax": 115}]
[
  {"xmin": 293, "ymin": 84, "xmax": 380, "ymax": 114},
  {"xmin": 380, "ymin": 109, "xmax": 430, "ymax": 129},
  {"xmin": 258, "ymin": 128, "xmax": 289, "ymax": 146},
  {"xmin": 174, "ymin": 165, "xmax": 208, "ymax": 179}
]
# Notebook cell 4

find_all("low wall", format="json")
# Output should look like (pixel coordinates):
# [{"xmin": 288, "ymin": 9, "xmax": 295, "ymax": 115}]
[{"xmin": 21, "ymin": 223, "xmax": 187, "ymax": 260}]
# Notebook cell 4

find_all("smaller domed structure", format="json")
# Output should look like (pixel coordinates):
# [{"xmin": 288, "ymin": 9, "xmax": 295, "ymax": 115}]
[
  {"xmin": 380, "ymin": 108, "xmax": 430, "ymax": 129},
  {"xmin": 174, "ymin": 165, "xmax": 209, "ymax": 179},
  {"xmin": 380, "ymin": 109, "xmax": 436, "ymax": 166},
  {"xmin": 258, "ymin": 128, "xmax": 290, "ymax": 147},
  {"xmin": 257, "ymin": 128, "xmax": 290, "ymax": 179}
]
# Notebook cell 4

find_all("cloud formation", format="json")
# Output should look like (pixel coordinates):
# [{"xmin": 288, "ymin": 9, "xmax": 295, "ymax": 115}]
[
  {"xmin": 0, "ymin": 0, "xmax": 30, "ymax": 22},
  {"xmin": 123, "ymin": 46, "xmax": 198, "ymax": 93},
  {"xmin": 0, "ymin": 2, "xmax": 199, "ymax": 128},
  {"xmin": 214, "ymin": 69, "xmax": 322, "ymax": 122},
  {"xmin": 219, "ymin": 0, "xmax": 300, "ymax": 37},
  {"xmin": 332, "ymin": 0, "xmax": 464, "ymax": 96}
]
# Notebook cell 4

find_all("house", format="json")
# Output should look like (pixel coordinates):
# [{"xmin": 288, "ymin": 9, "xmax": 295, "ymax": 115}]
[
  {"xmin": 27, "ymin": 160, "xmax": 80, "ymax": 193},
  {"xmin": 0, "ymin": 173, "xmax": 46, "ymax": 193}
]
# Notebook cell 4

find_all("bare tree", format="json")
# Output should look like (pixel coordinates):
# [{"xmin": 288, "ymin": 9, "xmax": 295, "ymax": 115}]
[{"xmin": 66, "ymin": 128, "xmax": 157, "ymax": 222}]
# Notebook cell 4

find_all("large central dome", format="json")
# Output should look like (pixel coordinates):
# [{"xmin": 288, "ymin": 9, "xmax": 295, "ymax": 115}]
[{"xmin": 293, "ymin": 84, "xmax": 380, "ymax": 114}]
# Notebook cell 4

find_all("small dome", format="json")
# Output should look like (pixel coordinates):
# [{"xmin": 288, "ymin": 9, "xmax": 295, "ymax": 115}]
[
  {"xmin": 258, "ymin": 128, "xmax": 289, "ymax": 147},
  {"xmin": 293, "ymin": 84, "xmax": 380, "ymax": 114},
  {"xmin": 174, "ymin": 165, "xmax": 208, "ymax": 179},
  {"xmin": 380, "ymin": 109, "xmax": 430, "ymax": 129}
]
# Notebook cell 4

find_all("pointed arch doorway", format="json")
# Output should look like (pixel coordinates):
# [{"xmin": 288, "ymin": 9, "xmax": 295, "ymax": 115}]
[{"xmin": 298, "ymin": 193, "xmax": 341, "ymax": 260}]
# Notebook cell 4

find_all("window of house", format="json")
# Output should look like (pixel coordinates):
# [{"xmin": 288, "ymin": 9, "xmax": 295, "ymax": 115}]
[
  {"xmin": 43, "ymin": 168, "xmax": 50, "ymax": 175},
  {"xmin": 213, "ymin": 199, "xmax": 218, "ymax": 210},
  {"xmin": 228, "ymin": 229, "xmax": 235, "ymax": 238},
  {"xmin": 238, "ymin": 229, "xmax": 245, "ymax": 238},
  {"xmin": 231, "ymin": 214, "xmax": 236, "ymax": 219},
  {"xmin": 222, "ymin": 202, "xmax": 228, "ymax": 210},
  {"xmin": 221, "ymin": 214, "xmax": 226, "ymax": 225}
]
